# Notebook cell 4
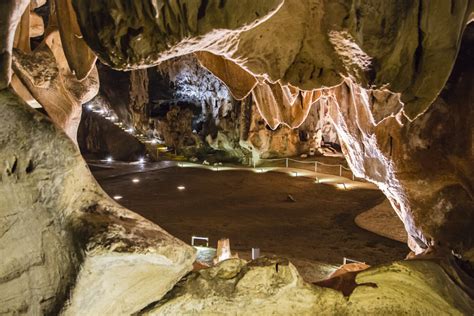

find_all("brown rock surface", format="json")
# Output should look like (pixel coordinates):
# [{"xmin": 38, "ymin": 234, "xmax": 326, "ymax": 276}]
[
  {"xmin": 195, "ymin": 51, "xmax": 257, "ymax": 100},
  {"xmin": 54, "ymin": 0, "xmax": 96, "ymax": 80},
  {"xmin": 0, "ymin": 0, "xmax": 29, "ymax": 89},
  {"xmin": 73, "ymin": 0, "xmax": 472, "ymax": 119},
  {"xmin": 12, "ymin": 30, "xmax": 99, "ymax": 141},
  {"xmin": 142, "ymin": 258, "xmax": 473, "ymax": 315}
]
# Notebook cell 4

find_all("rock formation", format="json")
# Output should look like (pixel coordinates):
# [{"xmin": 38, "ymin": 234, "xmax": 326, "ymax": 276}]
[
  {"xmin": 10, "ymin": 0, "xmax": 99, "ymax": 142},
  {"xmin": 1, "ymin": 0, "xmax": 473, "ymax": 314},
  {"xmin": 0, "ymin": 89, "xmax": 194, "ymax": 314},
  {"xmin": 0, "ymin": 0, "xmax": 30, "ymax": 89},
  {"xmin": 73, "ymin": 0, "xmax": 473, "ymax": 254},
  {"xmin": 95, "ymin": 54, "xmax": 338, "ymax": 161},
  {"xmin": 142, "ymin": 258, "xmax": 473, "ymax": 315}
]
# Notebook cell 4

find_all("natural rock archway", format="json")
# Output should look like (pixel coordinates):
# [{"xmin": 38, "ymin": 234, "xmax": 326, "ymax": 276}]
[{"xmin": 1, "ymin": 0, "xmax": 473, "ymax": 314}]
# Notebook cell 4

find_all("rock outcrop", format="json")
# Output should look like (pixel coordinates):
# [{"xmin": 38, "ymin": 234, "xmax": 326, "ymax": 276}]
[
  {"xmin": 326, "ymin": 23, "xmax": 474, "ymax": 255},
  {"xmin": 9, "ymin": 0, "xmax": 99, "ymax": 142},
  {"xmin": 142, "ymin": 257, "xmax": 473, "ymax": 315},
  {"xmin": 0, "ymin": 89, "xmax": 194, "ymax": 315}
]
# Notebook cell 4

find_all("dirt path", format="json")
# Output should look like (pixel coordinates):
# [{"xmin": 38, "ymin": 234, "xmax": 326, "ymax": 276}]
[{"xmin": 93, "ymin": 165, "xmax": 408, "ymax": 267}]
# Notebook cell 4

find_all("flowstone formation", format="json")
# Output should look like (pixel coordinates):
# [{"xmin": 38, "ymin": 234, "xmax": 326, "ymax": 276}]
[{"xmin": 0, "ymin": 0, "xmax": 473, "ymax": 314}]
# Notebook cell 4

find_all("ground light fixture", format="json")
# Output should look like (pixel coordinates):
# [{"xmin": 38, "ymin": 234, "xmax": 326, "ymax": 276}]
[
  {"xmin": 337, "ymin": 183, "xmax": 347, "ymax": 190},
  {"xmin": 106, "ymin": 156, "xmax": 113, "ymax": 163},
  {"xmin": 132, "ymin": 178, "xmax": 140, "ymax": 183},
  {"xmin": 177, "ymin": 185, "xmax": 186, "ymax": 190},
  {"xmin": 138, "ymin": 157, "xmax": 145, "ymax": 164},
  {"xmin": 113, "ymin": 195, "xmax": 123, "ymax": 200}
]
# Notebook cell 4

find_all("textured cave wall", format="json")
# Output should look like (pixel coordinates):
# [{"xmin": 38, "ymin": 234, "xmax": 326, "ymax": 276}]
[
  {"xmin": 94, "ymin": 54, "xmax": 337, "ymax": 161},
  {"xmin": 150, "ymin": 54, "xmax": 242, "ymax": 158},
  {"xmin": 239, "ymin": 93, "xmax": 338, "ymax": 160},
  {"xmin": 72, "ymin": 0, "xmax": 473, "ymax": 120},
  {"xmin": 143, "ymin": 258, "xmax": 474, "ymax": 315},
  {"xmin": 8, "ymin": 0, "xmax": 99, "ymax": 142},
  {"xmin": 326, "ymin": 23, "xmax": 474, "ymax": 255},
  {"xmin": 77, "ymin": 106, "xmax": 146, "ymax": 161},
  {"xmin": 0, "ymin": 88, "xmax": 195, "ymax": 314},
  {"xmin": 94, "ymin": 62, "xmax": 149, "ymax": 131}
]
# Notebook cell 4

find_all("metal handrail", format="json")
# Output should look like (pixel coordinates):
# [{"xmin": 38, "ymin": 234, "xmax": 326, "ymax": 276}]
[{"xmin": 256, "ymin": 157, "xmax": 357, "ymax": 181}]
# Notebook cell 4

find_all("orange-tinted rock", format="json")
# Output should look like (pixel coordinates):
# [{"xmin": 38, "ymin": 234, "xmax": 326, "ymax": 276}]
[
  {"xmin": 195, "ymin": 51, "xmax": 257, "ymax": 100},
  {"xmin": 54, "ymin": 0, "xmax": 96, "ymax": 80},
  {"xmin": 252, "ymin": 81, "xmax": 321, "ymax": 130}
]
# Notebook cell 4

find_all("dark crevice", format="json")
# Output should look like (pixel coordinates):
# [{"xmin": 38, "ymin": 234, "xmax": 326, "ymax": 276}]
[
  {"xmin": 355, "ymin": 7, "xmax": 362, "ymax": 32},
  {"xmin": 414, "ymin": 1, "xmax": 424, "ymax": 74},
  {"xmin": 11, "ymin": 158, "xmax": 18, "ymax": 174},
  {"xmin": 218, "ymin": 0, "xmax": 226, "ymax": 9},
  {"xmin": 26, "ymin": 160, "xmax": 34, "ymax": 174},
  {"xmin": 197, "ymin": 0, "xmax": 209, "ymax": 20}
]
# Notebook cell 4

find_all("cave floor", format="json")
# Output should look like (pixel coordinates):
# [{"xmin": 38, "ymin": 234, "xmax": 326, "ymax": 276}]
[{"xmin": 91, "ymin": 161, "xmax": 408, "ymax": 281}]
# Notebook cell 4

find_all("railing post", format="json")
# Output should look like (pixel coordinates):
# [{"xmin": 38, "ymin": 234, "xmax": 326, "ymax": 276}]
[
  {"xmin": 253, "ymin": 158, "xmax": 256, "ymax": 169},
  {"xmin": 285, "ymin": 158, "xmax": 288, "ymax": 168},
  {"xmin": 314, "ymin": 161, "xmax": 318, "ymax": 173},
  {"xmin": 352, "ymin": 173, "xmax": 355, "ymax": 181},
  {"xmin": 339, "ymin": 165, "xmax": 342, "ymax": 177}
]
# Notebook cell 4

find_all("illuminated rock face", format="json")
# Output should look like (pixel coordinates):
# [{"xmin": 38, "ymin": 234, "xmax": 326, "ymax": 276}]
[
  {"xmin": 95, "ymin": 54, "xmax": 337, "ymax": 160},
  {"xmin": 8, "ymin": 0, "xmax": 99, "ymax": 142},
  {"xmin": 0, "ymin": 0, "xmax": 30, "ymax": 89},
  {"xmin": 325, "ymin": 25, "xmax": 474, "ymax": 255},
  {"xmin": 143, "ymin": 258, "xmax": 473, "ymax": 315},
  {"xmin": 77, "ymin": 107, "xmax": 146, "ymax": 161},
  {"xmin": 0, "ymin": 0, "xmax": 473, "ymax": 314},
  {"xmin": 0, "ymin": 89, "xmax": 195, "ymax": 314},
  {"xmin": 73, "ymin": 0, "xmax": 472, "ymax": 119}
]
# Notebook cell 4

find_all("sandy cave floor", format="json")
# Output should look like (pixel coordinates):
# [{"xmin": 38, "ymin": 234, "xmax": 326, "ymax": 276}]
[{"xmin": 90, "ymin": 161, "xmax": 409, "ymax": 281}]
